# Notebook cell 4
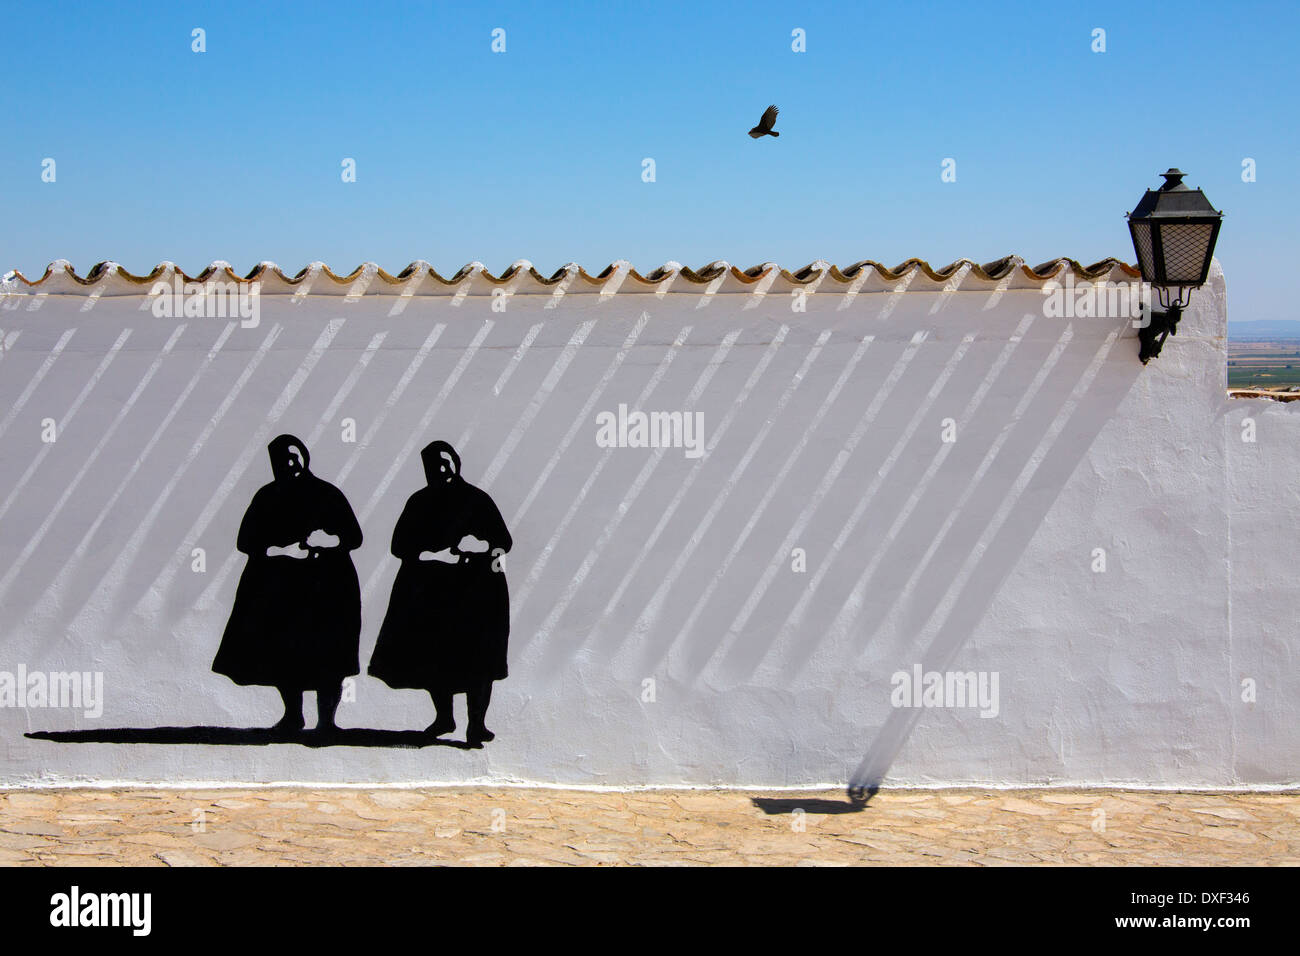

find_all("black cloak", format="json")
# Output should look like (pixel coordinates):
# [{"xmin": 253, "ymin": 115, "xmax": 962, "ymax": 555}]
[
  {"xmin": 212, "ymin": 435, "xmax": 363, "ymax": 689},
  {"xmin": 368, "ymin": 442, "xmax": 512, "ymax": 692}
]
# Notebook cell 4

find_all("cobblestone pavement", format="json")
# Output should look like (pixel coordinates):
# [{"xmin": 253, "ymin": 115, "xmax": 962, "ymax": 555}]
[{"xmin": 1, "ymin": 788, "xmax": 1296, "ymax": 866}]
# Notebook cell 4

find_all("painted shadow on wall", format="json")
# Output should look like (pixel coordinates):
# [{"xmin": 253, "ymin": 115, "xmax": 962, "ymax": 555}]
[{"xmin": 29, "ymin": 439, "xmax": 513, "ymax": 750}]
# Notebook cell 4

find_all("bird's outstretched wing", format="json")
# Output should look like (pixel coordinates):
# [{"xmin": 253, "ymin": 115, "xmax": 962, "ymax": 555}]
[{"xmin": 757, "ymin": 104, "xmax": 778, "ymax": 132}]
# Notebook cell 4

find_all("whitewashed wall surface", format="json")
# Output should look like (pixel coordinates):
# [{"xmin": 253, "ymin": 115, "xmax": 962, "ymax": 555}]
[{"xmin": 0, "ymin": 255, "xmax": 1288, "ymax": 789}]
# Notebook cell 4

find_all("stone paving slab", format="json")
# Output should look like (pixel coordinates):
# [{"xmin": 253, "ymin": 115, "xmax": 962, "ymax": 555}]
[{"xmin": 0, "ymin": 788, "xmax": 1296, "ymax": 866}]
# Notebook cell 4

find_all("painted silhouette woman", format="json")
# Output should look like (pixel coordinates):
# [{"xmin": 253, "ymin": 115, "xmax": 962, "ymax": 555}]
[
  {"xmin": 212, "ymin": 434, "xmax": 363, "ymax": 735},
  {"xmin": 368, "ymin": 441, "xmax": 512, "ymax": 745}
]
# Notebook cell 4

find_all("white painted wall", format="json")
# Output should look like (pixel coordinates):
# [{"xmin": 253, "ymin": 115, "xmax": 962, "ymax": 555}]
[{"xmin": 0, "ymin": 257, "xmax": 1290, "ymax": 789}]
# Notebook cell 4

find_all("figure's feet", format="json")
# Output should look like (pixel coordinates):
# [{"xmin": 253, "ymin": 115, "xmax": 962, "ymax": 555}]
[
  {"xmin": 271, "ymin": 712, "xmax": 305, "ymax": 737},
  {"xmin": 425, "ymin": 715, "xmax": 456, "ymax": 738},
  {"xmin": 466, "ymin": 725, "xmax": 495, "ymax": 746}
]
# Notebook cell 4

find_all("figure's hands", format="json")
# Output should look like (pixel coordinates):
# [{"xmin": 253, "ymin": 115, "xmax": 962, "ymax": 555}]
[
  {"xmin": 306, "ymin": 529, "xmax": 339, "ymax": 549},
  {"xmin": 458, "ymin": 534, "xmax": 489, "ymax": 554},
  {"xmin": 267, "ymin": 542, "xmax": 310, "ymax": 559},
  {"xmin": 418, "ymin": 548, "xmax": 460, "ymax": 564}
]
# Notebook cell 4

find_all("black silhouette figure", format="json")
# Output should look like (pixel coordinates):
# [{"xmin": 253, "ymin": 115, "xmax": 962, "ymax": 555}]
[
  {"xmin": 368, "ymin": 441, "xmax": 512, "ymax": 746},
  {"xmin": 748, "ymin": 104, "xmax": 780, "ymax": 138},
  {"xmin": 212, "ymin": 434, "xmax": 363, "ymax": 736}
]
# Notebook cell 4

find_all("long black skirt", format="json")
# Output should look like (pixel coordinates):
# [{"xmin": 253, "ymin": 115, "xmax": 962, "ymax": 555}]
[
  {"xmin": 368, "ymin": 559, "xmax": 508, "ymax": 693},
  {"xmin": 213, "ymin": 554, "xmax": 361, "ymax": 688}
]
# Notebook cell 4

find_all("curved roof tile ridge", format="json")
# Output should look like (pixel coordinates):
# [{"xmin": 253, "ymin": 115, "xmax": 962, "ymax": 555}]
[{"xmin": 3, "ymin": 257, "xmax": 1142, "ymax": 294}]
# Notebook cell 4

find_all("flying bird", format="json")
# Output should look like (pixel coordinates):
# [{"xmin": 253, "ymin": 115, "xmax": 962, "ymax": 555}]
[{"xmin": 748, "ymin": 104, "xmax": 780, "ymax": 139}]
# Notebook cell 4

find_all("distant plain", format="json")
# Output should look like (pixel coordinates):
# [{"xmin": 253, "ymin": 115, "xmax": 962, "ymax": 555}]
[{"xmin": 1228, "ymin": 321, "xmax": 1300, "ymax": 388}]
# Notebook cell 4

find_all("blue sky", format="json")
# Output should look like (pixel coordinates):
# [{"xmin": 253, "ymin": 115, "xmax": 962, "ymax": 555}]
[{"xmin": 2, "ymin": 0, "xmax": 1294, "ymax": 319}]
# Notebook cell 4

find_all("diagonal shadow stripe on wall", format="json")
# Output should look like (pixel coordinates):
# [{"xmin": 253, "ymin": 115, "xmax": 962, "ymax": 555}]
[
  {"xmin": 670, "ymin": 330, "xmax": 933, "ymax": 680},
  {"xmin": 768, "ymin": 312, "xmax": 1041, "ymax": 682},
  {"xmin": 846, "ymin": 327, "xmax": 1137, "ymax": 793},
  {"xmin": 617, "ymin": 330, "xmax": 881, "ymax": 678},
  {"xmin": 576, "ymin": 327, "xmax": 824, "ymax": 675},
  {"xmin": 0, "ymin": 326, "xmax": 186, "ymax": 609},
  {"xmin": 23, "ymin": 323, "xmax": 239, "ymax": 635},
  {"xmin": 126, "ymin": 320, "xmax": 347, "ymax": 626},
  {"xmin": 535, "ymin": 326, "xmax": 788, "ymax": 677},
  {"xmin": 193, "ymin": 330, "xmax": 393, "ymax": 616},
  {"xmin": 765, "ymin": 320, "xmax": 1088, "ymax": 689},
  {"xmin": 523, "ymin": 329, "xmax": 744, "ymax": 658},
  {"xmin": 845, "ymin": 327, "xmax": 1109, "ymax": 672},
  {"xmin": 508, "ymin": 325, "xmax": 694, "ymax": 623},
  {"xmin": 710, "ymin": 331, "xmax": 979, "ymax": 684},
  {"xmin": 50, "ymin": 323, "xmax": 285, "ymax": 636}
]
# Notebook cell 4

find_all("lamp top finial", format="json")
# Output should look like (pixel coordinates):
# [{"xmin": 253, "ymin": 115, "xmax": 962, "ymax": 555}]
[{"xmin": 1160, "ymin": 168, "xmax": 1188, "ymax": 190}]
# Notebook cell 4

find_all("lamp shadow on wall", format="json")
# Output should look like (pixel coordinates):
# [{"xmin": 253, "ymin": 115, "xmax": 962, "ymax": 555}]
[
  {"xmin": 844, "ymin": 328, "xmax": 1143, "ymax": 798},
  {"xmin": 25, "ymin": 726, "xmax": 475, "ymax": 750}
]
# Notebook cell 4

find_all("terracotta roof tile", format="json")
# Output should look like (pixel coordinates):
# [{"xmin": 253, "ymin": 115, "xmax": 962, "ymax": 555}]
[{"xmin": 1, "ymin": 257, "xmax": 1141, "ymax": 297}]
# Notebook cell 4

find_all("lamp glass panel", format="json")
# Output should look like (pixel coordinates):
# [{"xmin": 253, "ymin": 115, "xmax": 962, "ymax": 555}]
[
  {"xmin": 1130, "ymin": 220, "xmax": 1155, "ymax": 278},
  {"xmin": 1157, "ymin": 222, "xmax": 1214, "ymax": 283}
]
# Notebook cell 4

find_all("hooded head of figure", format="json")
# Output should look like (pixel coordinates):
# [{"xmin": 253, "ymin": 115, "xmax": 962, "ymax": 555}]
[
  {"xmin": 269, "ymin": 434, "xmax": 310, "ymax": 482},
  {"xmin": 420, "ymin": 440, "xmax": 460, "ymax": 487}
]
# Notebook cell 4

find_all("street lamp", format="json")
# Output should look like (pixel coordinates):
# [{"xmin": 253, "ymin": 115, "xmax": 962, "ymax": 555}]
[{"xmin": 1126, "ymin": 168, "xmax": 1223, "ymax": 364}]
